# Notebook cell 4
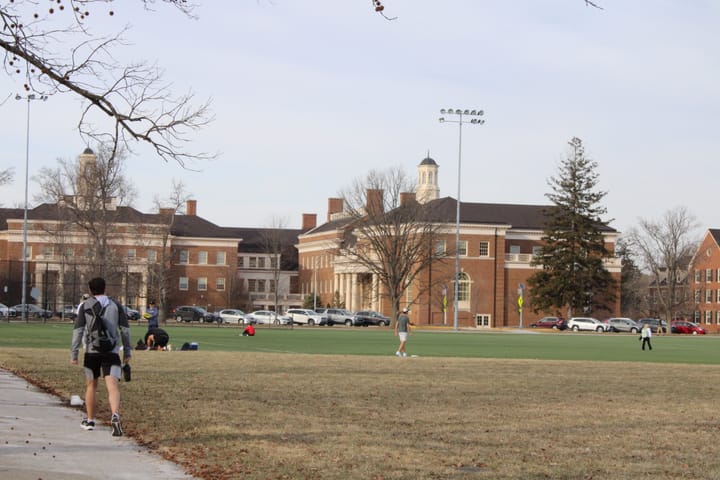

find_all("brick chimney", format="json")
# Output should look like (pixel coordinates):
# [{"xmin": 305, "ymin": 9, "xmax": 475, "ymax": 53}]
[
  {"xmin": 400, "ymin": 192, "xmax": 416, "ymax": 207},
  {"xmin": 159, "ymin": 208, "xmax": 174, "ymax": 216},
  {"xmin": 302, "ymin": 213, "xmax": 317, "ymax": 231},
  {"xmin": 366, "ymin": 189, "xmax": 383, "ymax": 217},
  {"xmin": 327, "ymin": 198, "xmax": 344, "ymax": 222},
  {"xmin": 186, "ymin": 199, "xmax": 197, "ymax": 216}
]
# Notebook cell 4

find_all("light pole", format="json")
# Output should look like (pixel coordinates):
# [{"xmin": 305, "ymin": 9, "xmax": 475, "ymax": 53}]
[
  {"xmin": 16, "ymin": 93, "xmax": 48, "ymax": 322},
  {"xmin": 439, "ymin": 108, "xmax": 484, "ymax": 331}
]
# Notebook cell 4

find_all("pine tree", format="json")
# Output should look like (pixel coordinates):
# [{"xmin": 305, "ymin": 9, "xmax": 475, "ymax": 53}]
[{"xmin": 528, "ymin": 137, "xmax": 616, "ymax": 318}]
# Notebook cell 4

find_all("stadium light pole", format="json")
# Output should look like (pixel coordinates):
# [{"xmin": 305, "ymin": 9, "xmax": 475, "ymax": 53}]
[
  {"xmin": 16, "ymin": 93, "xmax": 48, "ymax": 322},
  {"xmin": 439, "ymin": 108, "xmax": 484, "ymax": 331}
]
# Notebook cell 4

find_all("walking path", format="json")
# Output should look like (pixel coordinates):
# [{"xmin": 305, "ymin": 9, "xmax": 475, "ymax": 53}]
[{"xmin": 0, "ymin": 369, "xmax": 197, "ymax": 480}]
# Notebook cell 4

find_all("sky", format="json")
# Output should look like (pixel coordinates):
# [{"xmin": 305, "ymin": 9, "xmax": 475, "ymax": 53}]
[{"xmin": 1, "ymin": 0, "xmax": 718, "ymax": 236}]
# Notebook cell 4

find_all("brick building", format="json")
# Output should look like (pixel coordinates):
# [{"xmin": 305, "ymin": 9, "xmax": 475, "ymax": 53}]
[
  {"xmin": 688, "ymin": 229, "xmax": 720, "ymax": 332},
  {"xmin": 297, "ymin": 156, "xmax": 622, "ymax": 327},
  {"xmin": 0, "ymin": 149, "xmax": 303, "ymax": 316}
]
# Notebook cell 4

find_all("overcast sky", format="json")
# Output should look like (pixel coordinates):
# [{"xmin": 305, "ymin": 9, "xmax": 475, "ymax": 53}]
[{"xmin": 1, "ymin": 0, "xmax": 718, "ymax": 236}]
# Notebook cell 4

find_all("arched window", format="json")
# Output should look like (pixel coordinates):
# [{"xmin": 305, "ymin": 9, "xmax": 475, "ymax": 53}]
[{"xmin": 458, "ymin": 272, "xmax": 470, "ymax": 303}]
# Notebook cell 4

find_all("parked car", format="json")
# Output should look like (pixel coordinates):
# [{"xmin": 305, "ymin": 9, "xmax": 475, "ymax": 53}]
[
  {"xmin": 0, "ymin": 302, "xmax": 17, "ymax": 317},
  {"xmin": 352, "ymin": 310, "xmax": 391, "ymax": 327},
  {"xmin": 315, "ymin": 308, "xmax": 355, "ymax": 326},
  {"xmin": 567, "ymin": 317, "xmax": 606, "ymax": 332},
  {"xmin": 55, "ymin": 304, "xmax": 78, "ymax": 320},
  {"xmin": 671, "ymin": 320, "xmax": 706, "ymax": 335},
  {"xmin": 286, "ymin": 308, "xmax": 326, "ymax": 326},
  {"xmin": 245, "ymin": 310, "xmax": 292, "ymax": 325},
  {"xmin": 217, "ymin": 309, "xmax": 246, "ymax": 324},
  {"xmin": 12, "ymin": 304, "xmax": 53, "ymax": 319},
  {"xmin": 636, "ymin": 318, "xmax": 668, "ymax": 333},
  {"xmin": 173, "ymin": 305, "xmax": 216, "ymax": 323},
  {"xmin": 529, "ymin": 316, "xmax": 567, "ymax": 330},
  {"xmin": 604, "ymin": 317, "xmax": 641, "ymax": 333}
]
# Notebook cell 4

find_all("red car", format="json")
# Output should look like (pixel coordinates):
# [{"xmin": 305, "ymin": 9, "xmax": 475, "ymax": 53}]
[
  {"xmin": 530, "ymin": 317, "xmax": 567, "ymax": 330},
  {"xmin": 671, "ymin": 321, "xmax": 706, "ymax": 335}
]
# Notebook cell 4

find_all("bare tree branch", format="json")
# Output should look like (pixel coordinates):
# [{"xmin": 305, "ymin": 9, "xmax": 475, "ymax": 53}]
[{"xmin": 1, "ymin": 1, "xmax": 215, "ymax": 166}]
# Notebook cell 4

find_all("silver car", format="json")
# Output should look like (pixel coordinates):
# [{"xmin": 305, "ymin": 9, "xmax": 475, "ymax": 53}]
[
  {"xmin": 245, "ymin": 310, "xmax": 292, "ymax": 325},
  {"xmin": 567, "ymin": 317, "xmax": 606, "ymax": 332},
  {"xmin": 286, "ymin": 309, "xmax": 326, "ymax": 326},
  {"xmin": 604, "ymin": 317, "xmax": 641, "ymax": 333}
]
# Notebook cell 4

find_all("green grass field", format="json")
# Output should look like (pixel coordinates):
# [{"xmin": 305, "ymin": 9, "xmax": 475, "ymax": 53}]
[
  {"xmin": 3, "ymin": 322, "xmax": 720, "ymax": 479},
  {"xmin": 1, "ymin": 322, "xmax": 718, "ymax": 364}
]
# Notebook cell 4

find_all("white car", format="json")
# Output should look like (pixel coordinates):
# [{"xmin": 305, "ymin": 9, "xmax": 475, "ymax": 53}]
[
  {"xmin": 218, "ymin": 309, "xmax": 246, "ymax": 324},
  {"xmin": 0, "ymin": 302, "xmax": 17, "ymax": 317},
  {"xmin": 245, "ymin": 310, "xmax": 292, "ymax": 325},
  {"xmin": 567, "ymin": 317, "xmax": 606, "ymax": 332},
  {"xmin": 286, "ymin": 308, "xmax": 327, "ymax": 326}
]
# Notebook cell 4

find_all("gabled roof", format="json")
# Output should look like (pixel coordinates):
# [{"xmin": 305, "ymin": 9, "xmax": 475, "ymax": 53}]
[
  {"xmin": 709, "ymin": 229, "xmax": 720, "ymax": 246},
  {"xmin": 303, "ymin": 197, "xmax": 617, "ymax": 234},
  {"xmin": 0, "ymin": 204, "xmax": 242, "ymax": 240}
]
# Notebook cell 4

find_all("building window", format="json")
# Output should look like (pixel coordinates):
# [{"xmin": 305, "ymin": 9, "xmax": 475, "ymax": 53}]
[
  {"xmin": 717, "ymin": 289, "xmax": 720, "ymax": 303},
  {"xmin": 258, "ymin": 257, "xmax": 266, "ymax": 269},
  {"xmin": 705, "ymin": 310, "xmax": 713, "ymax": 324},
  {"xmin": 179, "ymin": 250, "xmax": 189, "ymax": 264},
  {"xmin": 216, "ymin": 278, "xmax": 225, "ymax": 291},
  {"xmin": 248, "ymin": 279, "xmax": 257, "ymax": 292},
  {"xmin": 475, "ymin": 314, "xmax": 491, "ymax": 327},
  {"xmin": 24, "ymin": 246, "xmax": 32, "ymax": 259},
  {"xmin": 238, "ymin": 256, "xmax": 245, "ymax": 268},
  {"xmin": 694, "ymin": 311, "xmax": 701, "ymax": 322},
  {"xmin": 198, "ymin": 251, "xmax": 208, "ymax": 265},
  {"xmin": 197, "ymin": 277, "xmax": 207, "ymax": 291},
  {"xmin": 509, "ymin": 245, "xmax": 521, "ymax": 254},
  {"xmin": 717, "ymin": 311, "xmax": 720, "ymax": 324},
  {"xmin": 249, "ymin": 257, "xmax": 257, "ymax": 268},
  {"xmin": 270, "ymin": 256, "xmax": 278, "ymax": 269},
  {"xmin": 435, "ymin": 241, "xmax": 446, "ymax": 256},
  {"xmin": 532, "ymin": 246, "xmax": 542, "ymax": 257},
  {"xmin": 457, "ymin": 241, "xmax": 468, "ymax": 256},
  {"xmin": 43, "ymin": 246, "xmax": 53, "ymax": 258},
  {"xmin": 706, "ymin": 289, "xmax": 713, "ymax": 303},
  {"xmin": 458, "ymin": 272, "xmax": 470, "ymax": 302},
  {"xmin": 479, "ymin": 241, "xmax": 489, "ymax": 257},
  {"xmin": 258, "ymin": 280, "xmax": 266, "ymax": 292},
  {"xmin": 707, "ymin": 269, "xmax": 713, "ymax": 282},
  {"xmin": 147, "ymin": 250, "xmax": 157, "ymax": 263},
  {"xmin": 127, "ymin": 249, "xmax": 136, "ymax": 260},
  {"xmin": 695, "ymin": 270, "xmax": 701, "ymax": 283},
  {"xmin": 269, "ymin": 280, "xmax": 276, "ymax": 293},
  {"xmin": 216, "ymin": 251, "xmax": 226, "ymax": 265},
  {"xmin": 179, "ymin": 277, "xmax": 189, "ymax": 291}
]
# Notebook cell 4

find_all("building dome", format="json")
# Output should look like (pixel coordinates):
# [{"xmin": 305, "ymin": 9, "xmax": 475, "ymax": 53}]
[
  {"xmin": 419, "ymin": 156, "xmax": 437, "ymax": 166},
  {"xmin": 82, "ymin": 147, "xmax": 94, "ymax": 155}
]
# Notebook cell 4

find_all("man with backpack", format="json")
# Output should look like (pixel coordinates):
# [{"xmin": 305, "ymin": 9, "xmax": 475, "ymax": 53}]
[{"xmin": 70, "ymin": 277, "xmax": 132, "ymax": 437}]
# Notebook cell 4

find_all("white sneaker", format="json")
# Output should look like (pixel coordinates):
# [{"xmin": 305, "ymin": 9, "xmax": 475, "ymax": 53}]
[
  {"xmin": 402, "ymin": 352, "xmax": 407, "ymax": 357},
  {"xmin": 395, "ymin": 351, "xmax": 401, "ymax": 357}
]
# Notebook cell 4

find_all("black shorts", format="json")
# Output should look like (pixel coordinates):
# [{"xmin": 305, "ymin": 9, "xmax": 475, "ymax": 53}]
[{"xmin": 83, "ymin": 352, "xmax": 122, "ymax": 380}]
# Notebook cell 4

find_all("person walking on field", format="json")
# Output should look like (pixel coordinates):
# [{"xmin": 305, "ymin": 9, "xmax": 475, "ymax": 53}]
[
  {"xmin": 640, "ymin": 323, "xmax": 652, "ymax": 351},
  {"xmin": 395, "ymin": 308, "xmax": 411, "ymax": 357},
  {"xmin": 70, "ymin": 277, "xmax": 132, "ymax": 437}
]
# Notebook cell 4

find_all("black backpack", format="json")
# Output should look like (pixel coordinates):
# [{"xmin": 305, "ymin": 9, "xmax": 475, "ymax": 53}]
[{"xmin": 86, "ymin": 300, "xmax": 116, "ymax": 352}]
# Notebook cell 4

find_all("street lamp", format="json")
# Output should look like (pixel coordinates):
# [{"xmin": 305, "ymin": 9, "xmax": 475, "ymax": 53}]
[
  {"xmin": 16, "ymin": 93, "xmax": 48, "ymax": 322},
  {"xmin": 439, "ymin": 108, "xmax": 484, "ymax": 331}
]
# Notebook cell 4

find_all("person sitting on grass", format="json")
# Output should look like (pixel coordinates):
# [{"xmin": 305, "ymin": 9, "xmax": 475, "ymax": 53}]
[
  {"xmin": 242, "ymin": 324, "xmax": 255, "ymax": 337},
  {"xmin": 145, "ymin": 327, "xmax": 170, "ymax": 350}
]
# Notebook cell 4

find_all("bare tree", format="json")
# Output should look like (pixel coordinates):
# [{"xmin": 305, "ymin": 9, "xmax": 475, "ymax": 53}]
[
  {"xmin": 149, "ymin": 180, "xmax": 192, "ymax": 324},
  {"xmin": 35, "ymin": 144, "xmax": 136, "ymax": 280},
  {"xmin": 1, "ymin": 1, "xmax": 214, "ymax": 166},
  {"xmin": 339, "ymin": 167, "xmax": 448, "ymax": 325},
  {"xmin": 0, "ymin": 168, "xmax": 13, "ymax": 188},
  {"xmin": 257, "ymin": 217, "xmax": 289, "ymax": 312},
  {"xmin": 625, "ymin": 207, "xmax": 700, "ymax": 323}
]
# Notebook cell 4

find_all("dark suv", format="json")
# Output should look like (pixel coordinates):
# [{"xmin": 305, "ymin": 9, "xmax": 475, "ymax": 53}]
[
  {"xmin": 173, "ymin": 306, "xmax": 215, "ymax": 323},
  {"xmin": 636, "ymin": 318, "xmax": 667, "ymax": 333},
  {"xmin": 352, "ymin": 310, "xmax": 390, "ymax": 327},
  {"xmin": 529, "ymin": 317, "xmax": 567, "ymax": 330}
]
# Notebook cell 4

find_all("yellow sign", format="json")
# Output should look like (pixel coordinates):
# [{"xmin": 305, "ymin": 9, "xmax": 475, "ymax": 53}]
[{"xmin": 518, "ymin": 296, "xmax": 523, "ymax": 308}]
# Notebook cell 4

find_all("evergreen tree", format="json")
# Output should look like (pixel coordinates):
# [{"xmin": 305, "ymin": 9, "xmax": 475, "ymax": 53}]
[{"xmin": 528, "ymin": 137, "xmax": 616, "ymax": 318}]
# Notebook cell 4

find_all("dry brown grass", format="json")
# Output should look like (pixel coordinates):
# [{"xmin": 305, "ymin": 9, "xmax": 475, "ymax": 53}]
[{"xmin": 2, "ymin": 348, "xmax": 720, "ymax": 479}]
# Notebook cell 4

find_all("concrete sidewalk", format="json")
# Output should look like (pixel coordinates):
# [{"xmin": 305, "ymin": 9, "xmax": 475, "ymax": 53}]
[{"xmin": 0, "ymin": 369, "xmax": 197, "ymax": 480}]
